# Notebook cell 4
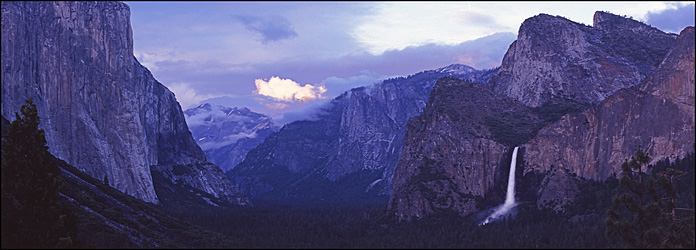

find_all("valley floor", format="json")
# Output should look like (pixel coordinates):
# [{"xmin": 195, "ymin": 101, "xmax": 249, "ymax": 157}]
[{"xmin": 159, "ymin": 151, "xmax": 695, "ymax": 249}]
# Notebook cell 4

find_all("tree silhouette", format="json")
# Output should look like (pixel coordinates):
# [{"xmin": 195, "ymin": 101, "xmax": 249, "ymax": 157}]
[
  {"xmin": 1, "ymin": 98, "xmax": 75, "ymax": 248},
  {"xmin": 606, "ymin": 146, "xmax": 695, "ymax": 248}
]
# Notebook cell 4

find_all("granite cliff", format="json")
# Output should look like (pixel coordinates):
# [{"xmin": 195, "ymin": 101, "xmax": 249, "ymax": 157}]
[
  {"xmin": 389, "ymin": 78, "xmax": 542, "ymax": 220},
  {"xmin": 489, "ymin": 12, "xmax": 676, "ymax": 108},
  {"xmin": 524, "ymin": 26, "xmax": 695, "ymax": 210},
  {"xmin": 228, "ymin": 65, "xmax": 497, "ymax": 203},
  {"xmin": 1, "ymin": 1, "xmax": 247, "ymax": 205},
  {"xmin": 389, "ymin": 12, "xmax": 688, "ymax": 219}
]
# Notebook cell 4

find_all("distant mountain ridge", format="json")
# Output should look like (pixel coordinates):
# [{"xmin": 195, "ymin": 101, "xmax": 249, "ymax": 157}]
[
  {"xmin": 184, "ymin": 103, "xmax": 278, "ymax": 173},
  {"xmin": 227, "ymin": 64, "xmax": 498, "ymax": 203}
]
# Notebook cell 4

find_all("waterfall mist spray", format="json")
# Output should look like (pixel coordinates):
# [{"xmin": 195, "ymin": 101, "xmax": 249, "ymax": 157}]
[{"xmin": 480, "ymin": 146, "xmax": 519, "ymax": 225}]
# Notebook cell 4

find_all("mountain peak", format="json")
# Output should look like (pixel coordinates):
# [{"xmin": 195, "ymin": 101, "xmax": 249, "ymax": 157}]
[
  {"xmin": 593, "ymin": 10, "xmax": 667, "ymax": 35},
  {"xmin": 593, "ymin": 11, "xmax": 626, "ymax": 25},
  {"xmin": 491, "ymin": 10, "xmax": 676, "ymax": 107},
  {"xmin": 233, "ymin": 106, "xmax": 252, "ymax": 114},
  {"xmin": 194, "ymin": 103, "xmax": 215, "ymax": 111},
  {"xmin": 521, "ymin": 13, "xmax": 576, "ymax": 27},
  {"xmin": 435, "ymin": 64, "xmax": 476, "ymax": 74}
]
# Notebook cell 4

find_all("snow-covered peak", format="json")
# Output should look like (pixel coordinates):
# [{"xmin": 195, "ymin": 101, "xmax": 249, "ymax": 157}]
[{"xmin": 435, "ymin": 64, "xmax": 476, "ymax": 75}]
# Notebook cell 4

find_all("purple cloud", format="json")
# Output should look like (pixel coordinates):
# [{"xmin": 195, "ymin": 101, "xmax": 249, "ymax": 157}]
[
  {"xmin": 248, "ymin": 32, "xmax": 516, "ymax": 85},
  {"xmin": 645, "ymin": 3, "xmax": 695, "ymax": 33},
  {"xmin": 235, "ymin": 15, "xmax": 298, "ymax": 43},
  {"xmin": 150, "ymin": 31, "xmax": 516, "ymax": 115}
]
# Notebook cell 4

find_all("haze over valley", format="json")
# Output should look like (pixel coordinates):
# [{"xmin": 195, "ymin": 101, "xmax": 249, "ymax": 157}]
[{"xmin": 2, "ymin": 1, "xmax": 694, "ymax": 248}]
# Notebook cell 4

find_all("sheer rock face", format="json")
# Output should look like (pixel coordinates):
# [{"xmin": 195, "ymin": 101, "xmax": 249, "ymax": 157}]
[
  {"xmin": 1, "ymin": 1, "xmax": 247, "ymax": 205},
  {"xmin": 388, "ymin": 13, "xmax": 687, "ymax": 219},
  {"xmin": 389, "ymin": 78, "xmax": 541, "ymax": 220},
  {"xmin": 229, "ymin": 66, "xmax": 497, "ymax": 201},
  {"xmin": 639, "ymin": 27, "xmax": 696, "ymax": 125},
  {"xmin": 490, "ymin": 12, "xmax": 676, "ymax": 108},
  {"xmin": 523, "ymin": 27, "xmax": 695, "ymax": 208}
]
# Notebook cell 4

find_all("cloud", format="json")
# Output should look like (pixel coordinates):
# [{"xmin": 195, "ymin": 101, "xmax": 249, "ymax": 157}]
[
  {"xmin": 128, "ymin": 2, "xmax": 515, "ymax": 118},
  {"xmin": 271, "ymin": 98, "xmax": 335, "ymax": 125},
  {"xmin": 184, "ymin": 104, "xmax": 250, "ymax": 128},
  {"xmin": 143, "ymin": 32, "xmax": 515, "ymax": 126},
  {"xmin": 352, "ymin": 2, "xmax": 517, "ymax": 55},
  {"xmin": 645, "ymin": 3, "xmax": 695, "ymax": 33},
  {"xmin": 198, "ymin": 131, "xmax": 258, "ymax": 151},
  {"xmin": 262, "ymin": 102, "xmax": 291, "ymax": 110},
  {"xmin": 184, "ymin": 108, "xmax": 221, "ymax": 128},
  {"xmin": 235, "ymin": 15, "xmax": 298, "ymax": 43},
  {"xmin": 166, "ymin": 82, "xmax": 225, "ymax": 109},
  {"xmin": 247, "ymin": 32, "xmax": 516, "ymax": 88},
  {"xmin": 159, "ymin": 32, "xmax": 515, "ymax": 119},
  {"xmin": 322, "ymin": 71, "xmax": 387, "ymax": 98},
  {"xmin": 254, "ymin": 76, "xmax": 327, "ymax": 102},
  {"xmin": 183, "ymin": 103, "xmax": 265, "ymax": 150},
  {"xmin": 458, "ymin": 10, "xmax": 507, "ymax": 30}
]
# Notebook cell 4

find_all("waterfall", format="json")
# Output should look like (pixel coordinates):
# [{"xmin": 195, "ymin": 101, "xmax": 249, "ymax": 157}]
[{"xmin": 480, "ymin": 146, "xmax": 519, "ymax": 225}]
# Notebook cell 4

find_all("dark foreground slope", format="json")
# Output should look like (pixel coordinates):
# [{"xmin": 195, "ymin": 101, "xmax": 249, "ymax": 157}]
[
  {"xmin": 1, "ymin": 116, "xmax": 239, "ymax": 248},
  {"xmin": 56, "ymin": 155, "xmax": 240, "ymax": 248}
]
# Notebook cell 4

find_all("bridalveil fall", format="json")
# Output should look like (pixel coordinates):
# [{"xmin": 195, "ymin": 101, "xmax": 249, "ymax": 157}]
[{"xmin": 480, "ymin": 146, "xmax": 519, "ymax": 225}]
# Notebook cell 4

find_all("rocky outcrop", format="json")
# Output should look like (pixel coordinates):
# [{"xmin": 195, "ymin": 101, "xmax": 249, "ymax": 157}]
[
  {"xmin": 151, "ymin": 162, "xmax": 250, "ymax": 205},
  {"xmin": 639, "ymin": 27, "xmax": 695, "ymax": 125},
  {"xmin": 388, "ymin": 12, "xmax": 686, "ymax": 219},
  {"xmin": 536, "ymin": 167, "xmax": 579, "ymax": 211},
  {"xmin": 489, "ymin": 12, "xmax": 676, "ymax": 108},
  {"xmin": 184, "ymin": 103, "xmax": 278, "ymax": 173},
  {"xmin": 389, "ymin": 78, "xmax": 543, "ymax": 220},
  {"xmin": 228, "ymin": 65, "xmax": 497, "ymax": 202},
  {"xmin": 523, "ymin": 26, "xmax": 695, "ymax": 208},
  {"xmin": 1, "ymin": 1, "xmax": 247, "ymax": 205}
]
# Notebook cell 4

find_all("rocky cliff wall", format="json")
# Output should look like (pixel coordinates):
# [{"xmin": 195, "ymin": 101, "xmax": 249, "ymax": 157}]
[
  {"xmin": 229, "ymin": 65, "xmax": 496, "ymax": 202},
  {"xmin": 389, "ymin": 78, "xmax": 542, "ymax": 220},
  {"xmin": 489, "ymin": 12, "xmax": 676, "ymax": 108},
  {"xmin": 388, "ymin": 12, "xmax": 687, "ymax": 219},
  {"xmin": 523, "ymin": 26, "xmax": 695, "ymax": 209},
  {"xmin": 1, "ymin": 1, "xmax": 246, "ymax": 205}
]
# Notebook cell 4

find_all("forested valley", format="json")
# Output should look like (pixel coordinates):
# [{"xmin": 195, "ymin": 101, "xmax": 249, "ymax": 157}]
[
  {"xmin": 3, "ymin": 99, "xmax": 693, "ymax": 249},
  {"xmin": 162, "ymin": 150, "xmax": 694, "ymax": 248}
]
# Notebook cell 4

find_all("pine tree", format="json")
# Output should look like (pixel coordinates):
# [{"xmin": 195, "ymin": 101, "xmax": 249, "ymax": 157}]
[
  {"xmin": 1, "ymin": 98, "xmax": 75, "ymax": 248},
  {"xmin": 657, "ymin": 166, "xmax": 696, "ymax": 248},
  {"xmin": 605, "ymin": 146, "xmax": 695, "ymax": 248}
]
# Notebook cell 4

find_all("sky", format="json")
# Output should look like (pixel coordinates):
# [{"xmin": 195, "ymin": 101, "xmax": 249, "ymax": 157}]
[{"xmin": 125, "ymin": 1, "xmax": 695, "ymax": 123}]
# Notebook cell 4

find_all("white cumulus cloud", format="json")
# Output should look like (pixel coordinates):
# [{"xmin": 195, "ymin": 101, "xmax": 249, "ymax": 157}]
[{"xmin": 254, "ymin": 76, "xmax": 327, "ymax": 102}]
